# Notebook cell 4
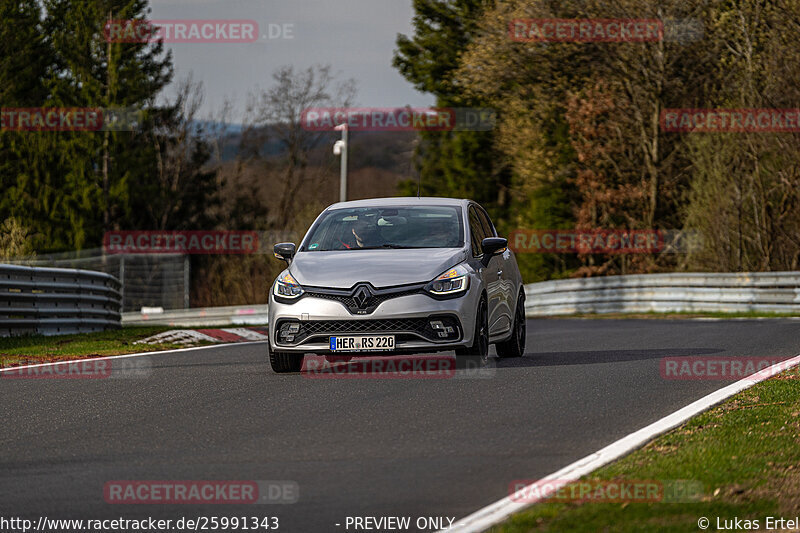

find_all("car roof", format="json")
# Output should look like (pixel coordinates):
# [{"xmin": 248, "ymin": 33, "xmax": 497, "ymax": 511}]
[{"xmin": 325, "ymin": 197, "xmax": 471, "ymax": 210}]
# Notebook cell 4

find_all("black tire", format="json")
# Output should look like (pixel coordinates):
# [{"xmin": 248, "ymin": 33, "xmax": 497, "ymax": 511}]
[
  {"xmin": 455, "ymin": 296, "xmax": 489, "ymax": 365},
  {"xmin": 269, "ymin": 345, "xmax": 304, "ymax": 373},
  {"xmin": 496, "ymin": 292, "xmax": 526, "ymax": 358}
]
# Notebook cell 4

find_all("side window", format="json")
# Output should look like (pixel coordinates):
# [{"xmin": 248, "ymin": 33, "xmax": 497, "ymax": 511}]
[
  {"xmin": 468, "ymin": 206, "xmax": 487, "ymax": 257},
  {"xmin": 477, "ymin": 207, "xmax": 496, "ymax": 238}
]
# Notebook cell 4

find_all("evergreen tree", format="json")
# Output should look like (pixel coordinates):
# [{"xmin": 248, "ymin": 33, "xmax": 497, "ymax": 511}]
[
  {"xmin": 42, "ymin": 0, "xmax": 174, "ymax": 247},
  {"xmin": 0, "ymin": 0, "xmax": 57, "ymax": 249},
  {"xmin": 393, "ymin": 0, "xmax": 508, "ymax": 220}
]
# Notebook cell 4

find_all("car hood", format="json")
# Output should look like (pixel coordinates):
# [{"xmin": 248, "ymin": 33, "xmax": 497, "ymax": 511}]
[{"xmin": 289, "ymin": 248, "xmax": 468, "ymax": 289}]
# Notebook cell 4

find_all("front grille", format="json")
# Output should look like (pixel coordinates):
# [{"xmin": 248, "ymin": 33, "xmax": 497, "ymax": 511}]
[
  {"xmin": 307, "ymin": 291, "xmax": 414, "ymax": 309},
  {"xmin": 304, "ymin": 286, "xmax": 421, "ymax": 315},
  {"xmin": 275, "ymin": 316, "xmax": 462, "ymax": 346},
  {"xmin": 299, "ymin": 318, "xmax": 427, "ymax": 337}
]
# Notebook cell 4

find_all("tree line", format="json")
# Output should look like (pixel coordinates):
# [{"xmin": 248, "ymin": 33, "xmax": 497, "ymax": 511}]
[
  {"xmin": 0, "ymin": 1, "xmax": 356, "ymax": 305},
  {"xmin": 0, "ymin": 0, "xmax": 223, "ymax": 253},
  {"xmin": 395, "ymin": 0, "xmax": 800, "ymax": 280},
  {"xmin": 5, "ymin": 0, "xmax": 799, "ymax": 293}
]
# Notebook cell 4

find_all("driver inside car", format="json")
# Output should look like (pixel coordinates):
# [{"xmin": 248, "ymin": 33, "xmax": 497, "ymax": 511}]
[
  {"xmin": 337, "ymin": 218, "xmax": 382, "ymax": 249},
  {"xmin": 351, "ymin": 218, "xmax": 383, "ymax": 248}
]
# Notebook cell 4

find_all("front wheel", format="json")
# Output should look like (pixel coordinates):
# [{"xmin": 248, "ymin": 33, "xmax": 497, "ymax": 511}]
[
  {"xmin": 269, "ymin": 346, "xmax": 304, "ymax": 373},
  {"xmin": 455, "ymin": 296, "xmax": 489, "ymax": 365},
  {"xmin": 496, "ymin": 292, "xmax": 526, "ymax": 358}
]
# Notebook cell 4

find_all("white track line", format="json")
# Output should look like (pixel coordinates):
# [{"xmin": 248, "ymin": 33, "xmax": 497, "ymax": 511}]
[
  {"xmin": 0, "ymin": 341, "xmax": 268, "ymax": 374},
  {"xmin": 447, "ymin": 353, "xmax": 800, "ymax": 533}
]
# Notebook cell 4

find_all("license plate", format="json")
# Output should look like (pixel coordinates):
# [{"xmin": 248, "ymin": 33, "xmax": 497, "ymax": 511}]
[{"xmin": 329, "ymin": 335, "xmax": 395, "ymax": 352}]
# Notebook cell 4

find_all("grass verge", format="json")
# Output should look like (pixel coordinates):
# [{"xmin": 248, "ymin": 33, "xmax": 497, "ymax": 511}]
[
  {"xmin": 0, "ymin": 326, "xmax": 213, "ymax": 368},
  {"xmin": 493, "ymin": 370, "xmax": 800, "ymax": 532}
]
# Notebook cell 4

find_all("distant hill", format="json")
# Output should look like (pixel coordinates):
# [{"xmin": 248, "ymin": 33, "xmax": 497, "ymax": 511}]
[{"xmin": 205, "ymin": 123, "xmax": 417, "ymax": 176}]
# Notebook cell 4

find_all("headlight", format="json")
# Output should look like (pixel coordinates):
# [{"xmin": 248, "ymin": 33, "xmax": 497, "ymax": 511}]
[
  {"xmin": 426, "ymin": 264, "xmax": 469, "ymax": 296},
  {"xmin": 273, "ymin": 270, "xmax": 304, "ymax": 299}
]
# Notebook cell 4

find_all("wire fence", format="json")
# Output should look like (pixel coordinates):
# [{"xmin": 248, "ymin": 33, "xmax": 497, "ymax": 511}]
[{"xmin": 6, "ymin": 249, "xmax": 188, "ymax": 313}]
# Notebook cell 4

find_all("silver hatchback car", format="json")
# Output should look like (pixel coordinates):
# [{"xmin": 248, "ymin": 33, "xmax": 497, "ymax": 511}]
[{"xmin": 268, "ymin": 197, "xmax": 526, "ymax": 373}]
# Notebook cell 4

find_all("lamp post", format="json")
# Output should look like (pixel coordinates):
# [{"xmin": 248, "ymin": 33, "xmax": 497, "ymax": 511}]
[{"xmin": 333, "ymin": 123, "xmax": 348, "ymax": 202}]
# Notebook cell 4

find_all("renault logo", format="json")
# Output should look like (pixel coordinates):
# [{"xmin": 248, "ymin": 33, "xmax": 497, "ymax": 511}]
[{"xmin": 353, "ymin": 285, "xmax": 373, "ymax": 309}]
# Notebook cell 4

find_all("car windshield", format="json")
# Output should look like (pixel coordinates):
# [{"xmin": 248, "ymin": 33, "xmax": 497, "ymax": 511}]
[{"xmin": 302, "ymin": 206, "xmax": 464, "ymax": 251}]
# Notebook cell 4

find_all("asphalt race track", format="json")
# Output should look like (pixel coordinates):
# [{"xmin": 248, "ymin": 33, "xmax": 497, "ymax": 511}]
[{"xmin": 2, "ymin": 318, "xmax": 800, "ymax": 532}]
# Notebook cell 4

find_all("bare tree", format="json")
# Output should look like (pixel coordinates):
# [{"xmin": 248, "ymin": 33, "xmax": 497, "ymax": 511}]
[
  {"xmin": 243, "ymin": 65, "xmax": 356, "ymax": 228},
  {"xmin": 147, "ymin": 74, "xmax": 219, "ymax": 231}
]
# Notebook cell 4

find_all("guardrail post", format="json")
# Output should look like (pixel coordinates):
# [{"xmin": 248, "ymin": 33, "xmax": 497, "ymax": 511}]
[
  {"xmin": 119, "ymin": 254, "xmax": 125, "ymax": 312},
  {"xmin": 183, "ymin": 254, "xmax": 190, "ymax": 309}
]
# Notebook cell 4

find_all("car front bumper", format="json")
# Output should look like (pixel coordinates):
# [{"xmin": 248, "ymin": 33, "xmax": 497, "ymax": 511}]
[{"xmin": 268, "ymin": 285, "xmax": 481, "ymax": 354}]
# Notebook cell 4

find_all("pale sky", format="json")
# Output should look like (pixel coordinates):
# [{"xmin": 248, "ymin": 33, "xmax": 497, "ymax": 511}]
[{"xmin": 149, "ymin": 0, "xmax": 434, "ymax": 122}]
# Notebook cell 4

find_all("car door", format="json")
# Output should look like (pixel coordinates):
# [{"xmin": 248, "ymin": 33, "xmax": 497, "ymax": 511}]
[
  {"xmin": 474, "ymin": 205, "xmax": 513, "ymax": 336},
  {"xmin": 468, "ymin": 205, "xmax": 505, "ymax": 337}
]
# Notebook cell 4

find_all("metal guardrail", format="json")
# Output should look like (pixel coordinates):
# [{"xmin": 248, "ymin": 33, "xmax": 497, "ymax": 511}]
[
  {"xmin": 525, "ymin": 272, "xmax": 800, "ymax": 315},
  {"xmin": 121, "ymin": 304, "xmax": 270, "ymax": 327},
  {"xmin": 0, "ymin": 264, "xmax": 122, "ymax": 336},
  {"xmin": 124, "ymin": 272, "xmax": 800, "ymax": 327},
  {"xmin": 6, "ymin": 249, "xmax": 189, "ymax": 312},
  {"xmin": 6, "ymin": 266, "xmax": 795, "ymax": 337}
]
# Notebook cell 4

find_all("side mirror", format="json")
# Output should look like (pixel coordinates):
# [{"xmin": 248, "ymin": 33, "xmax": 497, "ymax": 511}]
[
  {"xmin": 481, "ymin": 237, "xmax": 508, "ymax": 263},
  {"xmin": 273, "ymin": 242, "xmax": 296, "ymax": 264}
]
